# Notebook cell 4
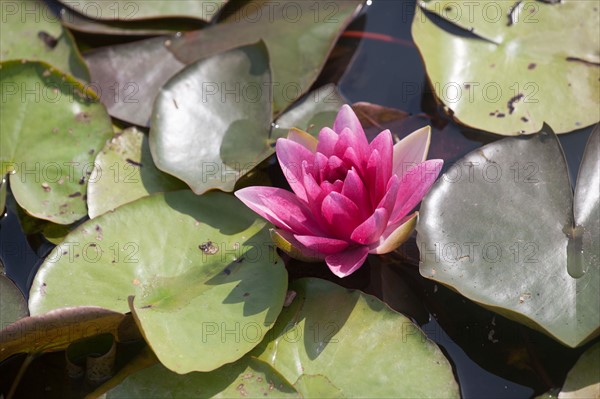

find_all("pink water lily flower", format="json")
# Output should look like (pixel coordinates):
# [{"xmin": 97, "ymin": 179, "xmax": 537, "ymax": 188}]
[{"xmin": 235, "ymin": 105, "xmax": 443, "ymax": 277}]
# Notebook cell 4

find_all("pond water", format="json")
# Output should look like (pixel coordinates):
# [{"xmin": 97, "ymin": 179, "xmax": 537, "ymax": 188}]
[{"xmin": 0, "ymin": 0, "xmax": 595, "ymax": 397}]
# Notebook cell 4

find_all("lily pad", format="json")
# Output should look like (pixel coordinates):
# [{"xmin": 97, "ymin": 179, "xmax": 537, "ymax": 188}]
[
  {"xmin": 0, "ymin": 61, "xmax": 114, "ymax": 224},
  {"xmin": 0, "ymin": 274, "xmax": 28, "ymax": 327},
  {"xmin": 87, "ymin": 127, "xmax": 186, "ymax": 219},
  {"xmin": 29, "ymin": 190, "xmax": 288, "ymax": 373},
  {"xmin": 412, "ymin": 1, "xmax": 600, "ymax": 134},
  {"xmin": 106, "ymin": 356, "xmax": 299, "ymax": 398},
  {"xmin": 151, "ymin": 41, "xmax": 344, "ymax": 194},
  {"xmin": 252, "ymin": 278, "xmax": 459, "ymax": 398},
  {"xmin": 417, "ymin": 126, "xmax": 599, "ymax": 347},
  {"xmin": 58, "ymin": 0, "xmax": 226, "ymax": 21},
  {"xmin": 0, "ymin": 0, "xmax": 89, "ymax": 81},
  {"xmin": 0, "ymin": 306, "xmax": 125, "ymax": 362},
  {"xmin": 558, "ymin": 342, "xmax": 600, "ymax": 398}
]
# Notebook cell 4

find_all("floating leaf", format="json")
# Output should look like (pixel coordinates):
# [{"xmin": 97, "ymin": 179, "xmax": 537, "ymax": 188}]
[
  {"xmin": 105, "ymin": 357, "xmax": 299, "ymax": 398},
  {"xmin": 417, "ymin": 126, "xmax": 599, "ymax": 347},
  {"xmin": 558, "ymin": 342, "xmax": 600, "ymax": 398},
  {"xmin": 57, "ymin": 0, "xmax": 226, "ymax": 21},
  {"xmin": 412, "ymin": 1, "xmax": 600, "ymax": 134},
  {"xmin": 151, "ymin": 41, "xmax": 344, "ymax": 193},
  {"xmin": 87, "ymin": 127, "xmax": 186, "ymax": 219},
  {"xmin": 29, "ymin": 191, "xmax": 288, "ymax": 372},
  {"xmin": 0, "ymin": 0, "xmax": 89, "ymax": 81},
  {"xmin": 252, "ymin": 278, "xmax": 459, "ymax": 397},
  {"xmin": 0, "ymin": 307, "xmax": 125, "ymax": 362},
  {"xmin": 0, "ymin": 61, "xmax": 113, "ymax": 224},
  {"xmin": 0, "ymin": 274, "xmax": 28, "ymax": 327}
]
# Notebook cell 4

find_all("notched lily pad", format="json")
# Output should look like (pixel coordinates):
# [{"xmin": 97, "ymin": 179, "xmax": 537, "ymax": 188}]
[
  {"xmin": 252, "ymin": 278, "xmax": 459, "ymax": 397},
  {"xmin": 412, "ymin": 1, "xmax": 600, "ymax": 134},
  {"xmin": 0, "ymin": 61, "xmax": 113, "ymax": 224},
  {"xmin": 417, "ymin": 125, "xmax": 600, "ymax": 347},
  {"xmin": 29, "ymin": 190, "xmax": 288, "ymax": 373}
]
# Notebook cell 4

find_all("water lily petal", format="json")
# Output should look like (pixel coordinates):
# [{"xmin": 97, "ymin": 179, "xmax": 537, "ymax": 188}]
[
  {"xmin": 287, "ymin": 127, "xmax": 317, "ymax": 152},
  {"xmin": 333, "ymin": 104, "xmax": 366, "ymax": 138},
  {"xmin": 366, "ymin": 149, "xmax": 385, "ymax": 206},
  {"xmin": 369, "ymin": 212, "xmax": 418, "ymax": 254},
  {"xmin": 342, "ymin": 168, "xmax": 370, "ymax": 218},
  {"xmin": 351, "ymin": 208, "xmax": 389, "ymax": 245},
  {"xmin": 377, "ymin": 175, "xmax": 400, "ymax": 214},
  {"xmin": 235, "ymin": 187, "xmax": 322, "ymax": 236},
  {"xmin": 316, "ymin": 127, "xmax": 339, "ymax": 157},
  {"xmin": 276, "ymin": 138, "xmax": 314, "ymax": 202},
  {"xmin": 323, "ymin": 155, "xmax": 347, "ymax": 183},
  {"xmin": 321, "ymin": 191, "xmax": 362, "ymax": 240},
  {"xmin": 390, "ymin": 159, "xmax": 443, "ymax": 223},
  {"xmin": 370, "ymin": 129, "xmax": 393, "ymax": 184},
  {"xmin": 392, "ymin": 126, "xmax": 431, "ymax": 178},
  {"xmin": 325, "ymin": 246, "xmax": 369, "ymax": 277},
  {"xmin": 270, "ymin": 228, "xmax": 324, "ymax": 261},
  {"xmin": 294, "ymin": 234, "xmax": 350, "ymax": 255},
  {"xmin": 335, "ymin": 127, "xmax": 369, "ymax": 166},
  {"xmin": 341, "ymin": 146, "xmax": 364, "ymax": 174}
]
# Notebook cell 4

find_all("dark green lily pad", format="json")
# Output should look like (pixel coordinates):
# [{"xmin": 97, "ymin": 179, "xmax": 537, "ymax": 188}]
[
  {"xmin": 57, "ymin": 0, "xmax": 226, "ymax": 21},
  {"xmin": 412, "ymin": 1, "xmax": 599, "ymax": 134},
  {"xmin": 29, "ymin": 190, "xmax": 288, "ymax": 373},
  {"xmin": 558, "ymin": 342, "xmax": 600, "ymax": 398},
  {"xmin": 87, "ymin": 127, "xmax": 186, "ymax": 219},
  {"xmin": 417, "ymin": 126, "xmax": 599, "ymax": 347},
  {"xmin": 252, "ymin": 278, "xmax": 459, "ymax": 397},
  {"xmin": 0, "ymin": 61, "xmax": 113, "ymax": 224},
  {"xmin": 106, "ymin": 357, "xmax": 299, "ymax": 398},
  {"xmin": 0, "ymin": 0, "xmax": 89, "ymax": 81},
  {"xmin": 0, "ymin": 274, "xmax": 28, "ymax": 327}
]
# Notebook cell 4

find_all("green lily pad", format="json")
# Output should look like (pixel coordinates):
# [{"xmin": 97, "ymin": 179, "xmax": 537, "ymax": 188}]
[
  {"xmin": 57, "ymin": 0, "xmax": 226, "ymax": 21},
  {"xmin": 0, "ymin": 306, "xmax": 125, "ymax": 362},
  {"xmin": 29, "ymin": 190, "xmax": 288, "ymax": 373},
  {"xmin": 0, "ymin": 274, "xmax": 28, "ymax": 327},
  {"xmin": 151, "ymin": 41, "xmax": 344, "ymax": 194},
  {"xmin": 412, "ymin": 1, "xmax": 600, "ymax": 134},
  {"xmin": 87, "ymin": 127, "xmax": 186, "ymax": 219},
  {"xmin": 1, "ymin": 61, "xmax": 113, "ymax": 224},
  {"xmin": 150, "ymin": 43, "xmax": 272, "ymax": 194},
  {"xmin": 417, "ymin": 126, "xmax": 600, "ymax": 347},
  {"xmin": 252, "ymin": 278, "xmax": 459, "ymax": 398},
  {"xmin": 558, "ymin": 342, "xmax": 600, "ymax": 398},
  {"xmin": 106, "ymin": 356, "xmax": 299, "ymax": 398},
  {"xmin": 0, "ymin": 0, "xmax": 89, "ymax": 81}
]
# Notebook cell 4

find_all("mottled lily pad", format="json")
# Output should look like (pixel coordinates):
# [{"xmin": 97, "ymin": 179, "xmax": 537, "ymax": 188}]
[{"xmin": 412, "ymin": 1, "xmax": 600, "ymax": 134}]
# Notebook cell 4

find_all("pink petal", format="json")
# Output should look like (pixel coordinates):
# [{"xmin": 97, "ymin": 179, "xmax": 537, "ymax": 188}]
[
  {"xmin": 369, "ymin": 129, "xmax": 393, "ymax": 185},
  {"xmin": 287, "ymin": 128, "xmax": 318, "ymax": 152},
  {"xmin": 325, "ymin": 246, "xmax": 369, "ymax": 277},
  {"xmin": 335, "ymin": 127, "xmax": 369, "ymax": 166},
  {"xmin": 333, "ymin": 104, "xmax": 366, "ymax": 138},
  {"xmin": 276, "ymin": 138, "xmax": 314, "ymax": 202},
  {"xmin": 376, "ymin": 175, "xmax": 400, "ymax": 214},
  {"xmin": 390, "ymin": 160, "xmax": 443, "ymax": 223},
  {"xmin": 294, "ymin": 234, "xmax": 349, "ymax": 255},
  {"xmin": 341, "ymin": 146, "xmax": 364, "ymax": 174},
  {"xmin": 392, "ymin": 126, "xmax": 431, "ymax": 178},
  {"xmin": 369, "ymin": 212, "xmax": 418, "ymax": 254},
  {"xmin": 316, "ymin": 127, "xmax": 338, "ymax": 157},
  {"xmin": 341, "ymin": 169, "xmax": 370, "ymax": 219},
  {"xmin": 302, "ymin": 163, "xmax": 326, "ymax": 213},
  {"xmin": 350, "ymin": 208, "xmax": 389, "ymax": 245},
  {"xmin": 365, "ymin": 149, "xmax": 385, "ymax": 206},
  {"xmin": 323, "ymin": 155, "xmax": 347, "ymax": 183},
  {"xmin": 235, "ymin": 187, "xmax": 322, "ymax": 236},
  {"xmin": 313, "ymin": 152, "xmax": 328, "ymax": 182},
  {"xmin": 321, "ymin": 192, "xmax": 362, "ymax": 240}
]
